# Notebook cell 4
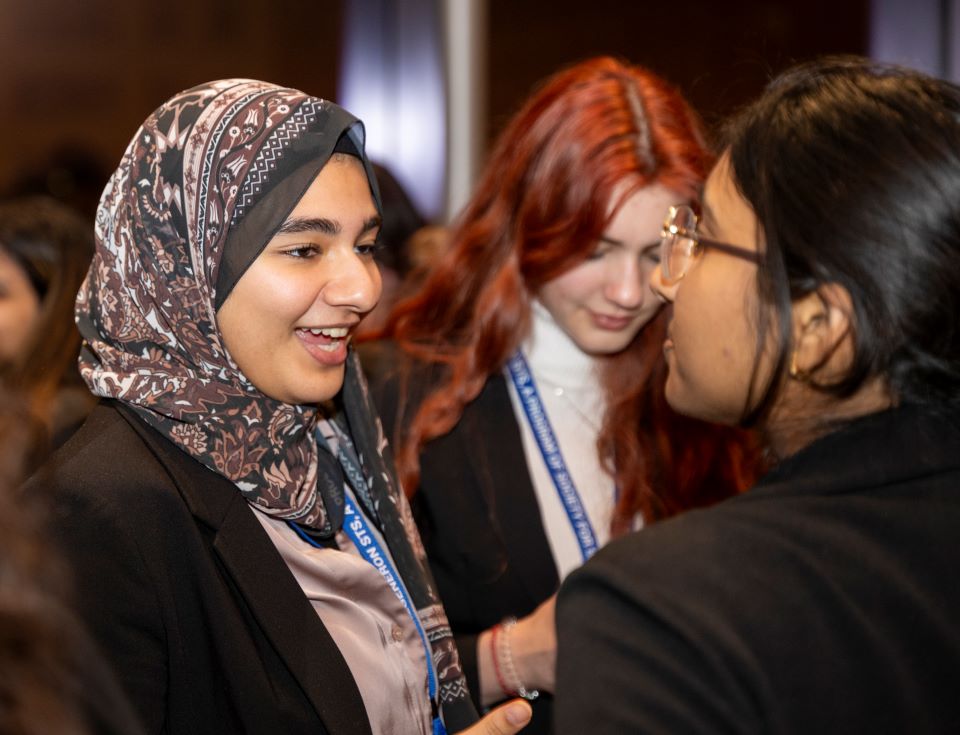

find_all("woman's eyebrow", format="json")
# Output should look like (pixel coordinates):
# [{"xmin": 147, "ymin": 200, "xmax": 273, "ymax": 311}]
[
  {"xmin": 600, "ymin": 234, "xmax": 660, "ymax": 251},
  {"xmin": 276, "ymin": 214, "xmax": 382, "ymax": 236},
  {"xmin": 276, "ymin": 217, "xmax": 339, "ymax": 235},
  {"xmin": 361, "ymin": 215, "xmax": 383, "ymax": 234}
]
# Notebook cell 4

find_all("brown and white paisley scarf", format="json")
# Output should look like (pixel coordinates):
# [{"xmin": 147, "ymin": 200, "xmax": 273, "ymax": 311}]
[{"xmin": 77, "ymin": 80, "xmax": 475, "ymax": 727}]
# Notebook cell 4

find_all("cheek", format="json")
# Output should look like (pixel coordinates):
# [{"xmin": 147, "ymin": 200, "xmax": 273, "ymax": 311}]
[
  {"xmin": 267, "ymin": 282, "xmax": 317, "ymax": 322},
  {"xmin": 668, "ymin": 269, "xmax": 762, "ymax": 422},
  {"xmin": 538, "ymin": 265, "xmax": 597, "ymax": 313},
  {"xmin": 243, "ymin": 271, "xmax": 318, "ymax": 328},
  {"xmin": 218, "ymin": 273, "xmax": 305, "ymax": 368},
  {"xmin": 0, "ymin": 296, "xmax": 40, "ymax": 355}
]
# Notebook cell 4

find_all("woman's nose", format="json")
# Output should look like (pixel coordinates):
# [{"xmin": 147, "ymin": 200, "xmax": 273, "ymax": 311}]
[
  {"xmin": 324, "ymin": 252, "xmax": 382, "ymax": 313},
  {"xmin": 604, "ymin": 258, "xmax": 646, "ymax": 310},
  {"xmin": 649, "ymin": 264, "xmax": 676, "ymax": 304}
]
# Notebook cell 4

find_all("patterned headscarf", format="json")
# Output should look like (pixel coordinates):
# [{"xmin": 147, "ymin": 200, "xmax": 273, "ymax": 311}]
[
  {"xmin": 78, "ymin": 79, "xmax": 376, "ymax": 530},
  {"xmin": 78, "ymin": 79, "xmax": 476, "ymax": 729}
]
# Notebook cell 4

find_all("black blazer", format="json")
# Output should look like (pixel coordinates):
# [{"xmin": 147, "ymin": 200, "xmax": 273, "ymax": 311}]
[
  {"xmin": 556, "ymin": 404, "xmax": 960, "ymax": 733},
  {"xmin": 31, "ymin": 401, "xmax": 372, "ymax": 735},
  {"xmin": 376, "ymin": 370, "xmax": 559, "ymax": 733}
]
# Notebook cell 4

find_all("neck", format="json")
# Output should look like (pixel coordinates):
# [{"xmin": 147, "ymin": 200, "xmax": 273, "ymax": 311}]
[
  {"xmin": 524, "ymin": 300, "xmax": 598, "ymax": 387},
  {"xmin": 762, "ymin": 375, "xmax": 894, "ymax": 459}
]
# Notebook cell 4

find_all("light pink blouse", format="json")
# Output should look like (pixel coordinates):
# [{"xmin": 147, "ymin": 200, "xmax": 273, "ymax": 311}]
[{"xmin": 253, "ymin": 507, "xmax": 432, "ymax": 735}]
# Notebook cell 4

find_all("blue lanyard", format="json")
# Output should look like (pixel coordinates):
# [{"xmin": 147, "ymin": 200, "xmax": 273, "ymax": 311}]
[
  {"xmin": 506, "ymin": 350, "xmax": 600, "ymax": 561},
  {"xmin": 289, "ymin": 497, "xmax": 446, "ymax": 735}
]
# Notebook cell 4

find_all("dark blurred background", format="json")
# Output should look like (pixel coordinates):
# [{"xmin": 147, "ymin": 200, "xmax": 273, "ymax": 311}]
[{"xmin": 0, "ymin": 0, "xmax": 950, "ymax": 221}]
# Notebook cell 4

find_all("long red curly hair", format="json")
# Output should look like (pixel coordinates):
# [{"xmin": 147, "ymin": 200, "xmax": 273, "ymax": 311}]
[{"xmin": 379, "ymin": 57, "xmax": 759, "ymax": 529}]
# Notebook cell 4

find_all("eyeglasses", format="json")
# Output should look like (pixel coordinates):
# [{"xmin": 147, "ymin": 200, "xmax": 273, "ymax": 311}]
[{"xmin": 659, "ymin": 204, "xmax": 761, "ymax": 285}]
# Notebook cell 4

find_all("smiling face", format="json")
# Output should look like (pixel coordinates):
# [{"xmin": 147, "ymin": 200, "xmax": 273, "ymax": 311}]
[
  {"xmin": 651, "ymin": 154, "xmax": 773, "ymax": 425},
  {"xmin": 537, "ymin": 183, "xmax": 680, "ymax": 356},
  {"xmin": 217, "ymin": 154, "xmax": 382, "ymax": 405}
]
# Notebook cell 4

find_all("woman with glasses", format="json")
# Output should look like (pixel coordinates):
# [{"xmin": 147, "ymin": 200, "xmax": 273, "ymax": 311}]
[
  {"xmin": 371, "ymin": 57, "xmax": 758, "ymax": 733},
  {"xmin": 556, "ymin": 57, "xmax": 960, "ymax": 733}
]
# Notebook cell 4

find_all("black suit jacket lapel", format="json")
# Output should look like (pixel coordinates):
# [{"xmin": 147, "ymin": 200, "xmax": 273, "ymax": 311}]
[
  {"xmin": 464, "ymin": 374, "xmax": 559, "ymax": 608},
  {"xmin": 116, "ymin": 404, "xmax": 372, "ymax": 735}
]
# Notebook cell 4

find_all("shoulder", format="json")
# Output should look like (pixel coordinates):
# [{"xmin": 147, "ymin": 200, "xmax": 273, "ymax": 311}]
[
  {"xmin": 43, "ymin": 401, "xmax": 156, "ymax": 472},
  {"xmin": 29, "ymin": 401, "xmax": 196, "ymax": 533},
  {"xmin": 558, "ymin": 493, "xmax": 824, "ymax": 640},
  {"xmin": 554, "ymin": 493, "xmax": 838, "ymax": 733},
  {"xmin": 564, "ymin": 500, "xmax": 752, "ymax": 592},
  {"xmin": 555, "ymin": 502, "xmax": 770, "ymax": 733}
]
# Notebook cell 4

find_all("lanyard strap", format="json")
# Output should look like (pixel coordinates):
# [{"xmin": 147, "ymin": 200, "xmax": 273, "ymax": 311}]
[
  {"xmin": 340, "ymin": 499, "xmax": 443, "ymax": 730},
  {"xmin": 507, "ymin": 351, "xmax": 600, "ymax": 561},
  {"xmin": 289, "ymin": 494, "xmax": 445, "ymax": 735}
]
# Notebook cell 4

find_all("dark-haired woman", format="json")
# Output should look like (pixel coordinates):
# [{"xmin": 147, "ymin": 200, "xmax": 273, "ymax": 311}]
[
  {"xmin": 372, "ymin": 57, "xmax": 757, "ymax": 732},
  {"xmin": 556, "ymin": 57, "xmax": 960, "ymax": 733},
  {"xmin": 0, "ymin": 391, "xmax": 146, "ymax": 735},
  {"xmin": 29, "ymin": 79, "xmax": 530, "ymax": 735}
]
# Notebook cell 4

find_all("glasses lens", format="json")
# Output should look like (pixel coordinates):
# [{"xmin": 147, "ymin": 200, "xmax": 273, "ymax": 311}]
[{"xmin": 661, "ymin": 206, "xmax": 698, "ymax": 283}]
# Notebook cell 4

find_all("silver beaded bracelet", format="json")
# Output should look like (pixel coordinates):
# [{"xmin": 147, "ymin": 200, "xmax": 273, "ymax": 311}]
[{"xmin": 494, "ymin": 616, "xmax": 540, "ymax": 701}]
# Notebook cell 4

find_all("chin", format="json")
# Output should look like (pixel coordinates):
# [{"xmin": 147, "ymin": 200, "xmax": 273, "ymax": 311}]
[
  {"xmin": 665, "ymin": 381, "xmax": 739, "ymax": 427},
  {"xmin": 663, "ymin": 377, "xmax": 700, "ymax": 421},
  {"xmin": 298, "ymin": 383, "xmax": 345, "ymax": 406},
  {"xmin": 579, "ymin": 334, "xmax": 636, "ymax": 357},
  {"xmin": 273, "ymin": 370, "xmax": 346, "ymax": 406}
]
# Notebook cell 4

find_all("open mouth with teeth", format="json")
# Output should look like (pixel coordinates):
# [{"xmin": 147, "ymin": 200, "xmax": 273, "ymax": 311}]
[
  {"xmin": 295, "ymin": 326, "xmax": 352, "ymax": 365},
  {"xmin": 296, "ymin": 326, "xmax": 349, "ymax": 351}
]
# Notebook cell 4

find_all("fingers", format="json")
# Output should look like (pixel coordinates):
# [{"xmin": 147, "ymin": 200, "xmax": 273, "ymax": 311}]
[{"xmin": 457, "ymin": 699, "xmax": 533, "ymax": 735}]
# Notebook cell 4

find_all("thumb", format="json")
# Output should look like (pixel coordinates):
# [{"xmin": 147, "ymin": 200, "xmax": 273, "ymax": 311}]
[{"xmin": 459, "ymin": 699, "xmax": 533, "ymax": 735}]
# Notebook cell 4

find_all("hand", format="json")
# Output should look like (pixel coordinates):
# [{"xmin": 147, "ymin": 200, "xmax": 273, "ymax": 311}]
[
  {"xmin": 456, "ymin": 700, "xmax": 532, "ymax": 735},
  {"xmin": 509, "ymin": 594, "xmax": 557, "ymax": 694}
]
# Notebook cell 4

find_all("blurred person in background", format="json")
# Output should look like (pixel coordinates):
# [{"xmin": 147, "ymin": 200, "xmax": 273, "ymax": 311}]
[
  {"xmin": 0, "ymin": 390, "xmax": 145, "ymax": 735},
  {"xmin": 373, "ymin": 56, "xmax": 759, "ymax": 733},
  {"xmin": 358, "ymin": 162, "xmax": 428, "ymax": 337},
  {"xmin": 5, "ymin": 146, "xmax": 111, "ymax": 222},
  {"xmin": 0, "ymin": 196, "xmax": 96, "ymax": 467},
  {"xmin": 356, "ymin": 162, "xmax": 439, "ymax": 381},
  {"xmin": 556, "ymin": 57, "xmax": 960, "ymax": 733}
]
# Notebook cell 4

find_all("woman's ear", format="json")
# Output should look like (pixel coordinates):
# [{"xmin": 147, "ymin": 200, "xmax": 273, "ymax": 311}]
[{"xmin": 789, "ymin": 283, "xmax": 854, "ymax": 382}]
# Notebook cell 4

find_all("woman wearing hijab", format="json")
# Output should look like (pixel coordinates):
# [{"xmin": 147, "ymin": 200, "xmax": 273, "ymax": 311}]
[
  {"xmin": 30, "ymin": 80, "xmax": 530, "ymax": 735},
  {"xmin": 555, "ymin": 57, "xmax": 960, "ymax": 732}
]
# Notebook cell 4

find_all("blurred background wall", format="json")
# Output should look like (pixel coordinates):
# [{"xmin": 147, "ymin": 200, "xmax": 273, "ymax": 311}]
[{"xmin": 0, "ymin": 0, "xmax": 954, "ymax": 222}]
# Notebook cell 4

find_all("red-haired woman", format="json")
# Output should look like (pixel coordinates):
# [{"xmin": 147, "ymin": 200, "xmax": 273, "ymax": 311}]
[{"xmin": 371, "ymin": 57, "xmax": 758, "ymax": 732}]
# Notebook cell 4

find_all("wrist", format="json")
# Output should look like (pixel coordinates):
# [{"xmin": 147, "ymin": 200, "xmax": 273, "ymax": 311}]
[{"xmin": 490, "ymin": 617, "xmax": 540, "ymax": 701}]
